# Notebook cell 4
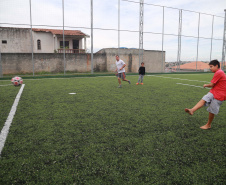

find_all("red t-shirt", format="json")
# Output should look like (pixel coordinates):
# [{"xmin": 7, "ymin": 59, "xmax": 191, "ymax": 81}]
[{"xmin": 210, "ymin": 69, "xmax": 226, "ymax": 101}]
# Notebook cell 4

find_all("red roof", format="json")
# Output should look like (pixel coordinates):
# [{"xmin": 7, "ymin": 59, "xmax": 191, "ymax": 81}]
[
  {"xmin": 32, "ymin": 28, "xmax": 88, "ymax": 37},
  {"xmin": 172, "ymin": 61, "xmax": 210, "ymax": 70}
]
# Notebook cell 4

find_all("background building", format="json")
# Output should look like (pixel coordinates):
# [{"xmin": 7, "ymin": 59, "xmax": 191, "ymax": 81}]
[{"xmin": 0, "ymin": 27, "xmax": 89, "ymax": 53}]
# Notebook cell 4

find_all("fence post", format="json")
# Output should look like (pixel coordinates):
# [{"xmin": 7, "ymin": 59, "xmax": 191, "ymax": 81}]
[
  {"xmin": 91, "ymin": 0, "xmax": 94, "ymax": 74},
  {"xmin": 0, "ymin": 48, "xmax": 2, "ymax": 78},
  {"xmin": 62, "ymin": 0, "xmax": 66, "ymax": 75},
  {"xmin": 210, "ymin": 15, "xmax": 214, "ymax": 61},
  {"xmin": 161, "ymin": 6, "xmax": 165, "ymax": 73},
  {"xmin": 139, "ymin": 0, "xmax": 144, "ymax": 67},
  {"xmin": 29, "ymin": 0, "xmax": 34, "ymax": 76},
  {"xmin": 118, "ymin": 0, "xmax": 120, "ymax": 56},
  {"xmin": 196, "ymin": 13, "xmax": 200, "ymax": 72},
  {"xmin": 221, "ymin": 9, "xmax": 226, "ymax": 70},
  {"xmin": 177, "ymin": 9, "xmax": 182, "ymax": 71}
]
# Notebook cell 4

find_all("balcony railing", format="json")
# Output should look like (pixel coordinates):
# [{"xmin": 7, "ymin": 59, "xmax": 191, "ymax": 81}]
[{"xmin": 58, "ymin": 49, "xmax": 86, "ymax": 53}]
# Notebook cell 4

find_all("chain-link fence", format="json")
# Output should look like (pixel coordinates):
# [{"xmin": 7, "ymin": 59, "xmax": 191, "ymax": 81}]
[{"xmin": 0, "ymin": 0, "xmax": 225, "ymax": 77}]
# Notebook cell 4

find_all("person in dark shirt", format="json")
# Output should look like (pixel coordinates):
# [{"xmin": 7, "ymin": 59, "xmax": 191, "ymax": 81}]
[{"xmin": 136, "ymin": 62, "xmax": 145, "ymax": 85}]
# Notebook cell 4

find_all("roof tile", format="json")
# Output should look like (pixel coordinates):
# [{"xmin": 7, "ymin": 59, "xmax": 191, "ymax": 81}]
[
  {"xmin": 32, "ymin": 28, "xmax": 88, "ymax": 36},
  {"xmin": 172, "ymin": 61, "xmax": 209, "ymax": 70}
]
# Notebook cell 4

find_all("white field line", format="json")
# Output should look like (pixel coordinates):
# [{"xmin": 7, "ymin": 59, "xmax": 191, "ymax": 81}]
[
  {"xmin": 147, "ymin": 75, "xmax": 210, "ymax": 83},
  {"xmin": 0, "ymin": 84, "xmax": 25, "ymax": 156},
  {"xmin": 176, "ymin": 83, "xmax": 211, "ymax": 89},
  {"xmin": 147, "ymin": 75, "xmax": 211, "ymax": 89}
]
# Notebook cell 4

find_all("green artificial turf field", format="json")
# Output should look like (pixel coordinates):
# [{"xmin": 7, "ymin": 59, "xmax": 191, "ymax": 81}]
[{"xmin": 0, "ymin": 74, "xmax": 225, "ymax": 184}]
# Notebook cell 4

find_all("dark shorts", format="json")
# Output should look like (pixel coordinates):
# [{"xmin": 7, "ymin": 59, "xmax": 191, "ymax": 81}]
[{"xmin": 117, "ymin": 72, "xmax": 126, "ymax": 80}]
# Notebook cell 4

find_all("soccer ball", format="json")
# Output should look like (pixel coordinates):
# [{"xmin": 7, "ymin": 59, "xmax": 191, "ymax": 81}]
[{"xmin": 11, "ymin": 76, "xmax": 23, "ymax": 86}]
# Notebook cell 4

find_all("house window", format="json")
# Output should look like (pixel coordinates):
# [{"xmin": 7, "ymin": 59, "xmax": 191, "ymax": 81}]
[
  {"xmin": 2, "ymin": 40, "xmax": 7, "ymax": 44},
  {"xmin": 37, "ymin": 40, "xmax": 41, "ymax": 50},
  {"xmin": 60, "ymin": 41, "xmax": 69, "ymax": 49}
]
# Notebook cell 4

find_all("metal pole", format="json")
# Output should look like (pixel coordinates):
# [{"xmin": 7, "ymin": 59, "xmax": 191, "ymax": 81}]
[
  {"xmin": 0, "ymin": 47, "xmax": 2, "ymax": 78},
  {"xmin": 196, "ymin": 13, "xmax": 200, "ymax": 72},
  {"xmin": 62, "ymin": 0, "xmax": 66, "ymax": 75},
  {"xmin": 91, "ymin": 0, "xmax": 93, "ymax": 74},
  {"xmin": 210, "ymin": 15, "xmax": 214, "ymax": 61},
  {"xmin": 221, "ymin": 9, "xmax": 226, "ymax": 70},
  {"xmin": 161, "ymin": 6, "xmax": 165, "ymax": 73},
  {"xmin": 139, "ymin": 0, "xmax": 144, "ymax": 67},
  {"xmin": 118, "ymin": 0, "xmax": 120, "ymax": 56},
  {"xmin": 177, "ymin": 9, "xmax": 182, "ymax": 71},
  {"xmin": 29, "ymin": 0, "xmax": 34, "ymax": 76}
]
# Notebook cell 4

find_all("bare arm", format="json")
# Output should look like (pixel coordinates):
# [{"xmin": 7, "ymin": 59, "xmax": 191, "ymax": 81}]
[
  {"xmin": 203, "ymin": 83, "xmax": 215, "ymax": 88},
  {"xmin": 120, "ymin": 64, "xmax": 126, "ymax": 70}
]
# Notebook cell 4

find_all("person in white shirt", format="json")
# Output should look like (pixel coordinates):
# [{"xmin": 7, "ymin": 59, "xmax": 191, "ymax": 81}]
[{"xmin": 115, "ymin": 55, "xmax": 131, "ymax": 88}]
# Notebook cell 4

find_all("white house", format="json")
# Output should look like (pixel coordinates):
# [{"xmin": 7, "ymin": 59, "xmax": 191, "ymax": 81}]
[{"xmin": 0, "ymin": 27, "xmax": 90, "ymax": 53}]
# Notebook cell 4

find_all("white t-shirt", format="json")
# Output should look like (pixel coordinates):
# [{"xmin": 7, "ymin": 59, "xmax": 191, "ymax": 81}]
[{"xmin": 116, "ymin": 59, "xmax": 126, "ymax": 73}]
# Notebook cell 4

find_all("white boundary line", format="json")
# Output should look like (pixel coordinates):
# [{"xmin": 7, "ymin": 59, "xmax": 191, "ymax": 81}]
[
  {"xmin": 147, "ymin": 75, "xmax": 210, "ymax": 83},
  {"xmin": 0, "ymin": 84, "xmax": 25, "ymax": 156},
  {"xmin": 147, "ymin": 75, "xmax": 211, "ymax": 90},
  {"xmin": 176, "ymin": 83, "xmax": 210, "ymax": 89}
]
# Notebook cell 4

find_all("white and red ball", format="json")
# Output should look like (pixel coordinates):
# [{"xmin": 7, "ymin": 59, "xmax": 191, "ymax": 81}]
[{"xmin": 11, "ymin": 76, "xmax": 23, "ymax": 86}]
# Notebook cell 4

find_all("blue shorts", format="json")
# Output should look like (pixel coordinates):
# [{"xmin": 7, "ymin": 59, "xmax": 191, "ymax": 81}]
[{"xmin": 202, "ymin": 92, "xmax": 223, "ymax": 115}]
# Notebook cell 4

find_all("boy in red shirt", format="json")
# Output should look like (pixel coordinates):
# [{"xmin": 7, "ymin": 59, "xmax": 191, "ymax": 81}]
[{"xmin": 185, "ymin": 60, "xmax": 226, "ymax": 129}]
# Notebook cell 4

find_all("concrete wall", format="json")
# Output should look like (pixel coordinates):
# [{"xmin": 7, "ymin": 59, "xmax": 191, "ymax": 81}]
[
  {"xmin": 0, "ymin": 27, "xmax": 32, "ymax": 53},
  {"xmin": 1, "ymin": 53, "xmax": 107, "ymax": 74},
  {"xmin": 1, "ymin": 48, "xmax": 165, "ymax": 74},
  {"xmin": 98, "ymin": 48, "xmax": 165, "ymax": 73}
]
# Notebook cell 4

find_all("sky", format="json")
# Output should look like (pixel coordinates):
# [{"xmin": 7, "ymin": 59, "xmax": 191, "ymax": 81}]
[{"xmin": 0, "ymin": 0, "xmax": 225, "ymax": 62}]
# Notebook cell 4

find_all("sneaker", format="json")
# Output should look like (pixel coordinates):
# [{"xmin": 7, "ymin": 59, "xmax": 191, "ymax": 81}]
[
  {"xmin": 141, "ymin": 83, "xmax": 143, "ymax": 85},
  {"xmin": 136, "ymin": 83, "xmax": 139, "ymax": 85},
  {"xmin": 128, "ymin": 80, "xmax": 131, "ymax": 84},
  {"xmin": 118, "ymin": 85, "xmax": 122, "ymax": 88}
]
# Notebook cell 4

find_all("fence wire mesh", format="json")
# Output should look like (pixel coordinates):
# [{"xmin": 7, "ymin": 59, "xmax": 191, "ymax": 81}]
[{"xmin": 0, "ymin": 0, "xmax": 225, "ymax": 77}]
